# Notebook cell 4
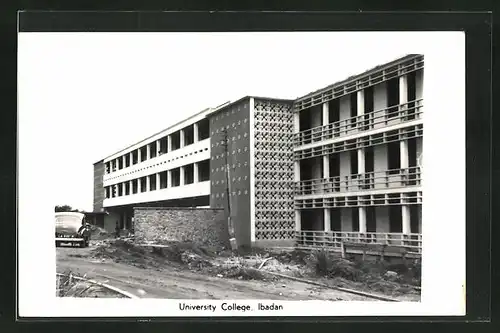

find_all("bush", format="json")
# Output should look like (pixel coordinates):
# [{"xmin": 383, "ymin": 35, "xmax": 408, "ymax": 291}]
[{"xmin": 310, "ymin": 249, "xmax": 362, "ymax": 281}]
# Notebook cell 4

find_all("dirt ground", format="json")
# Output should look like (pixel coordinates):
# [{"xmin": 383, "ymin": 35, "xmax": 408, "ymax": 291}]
[{"xmin": 56, "ymin": 238, "xmax": 420, "ymax": 301}]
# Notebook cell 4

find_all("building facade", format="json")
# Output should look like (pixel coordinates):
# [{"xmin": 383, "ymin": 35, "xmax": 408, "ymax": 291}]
[{"xmin": 93, "ymin": 54, "xmax": 423, "ymax": 253}]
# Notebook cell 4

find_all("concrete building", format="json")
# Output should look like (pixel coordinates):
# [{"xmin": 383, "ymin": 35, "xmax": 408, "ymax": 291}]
[{"xmin": 93, "ymin": 54, "xmax": 423, "ymax": 253}]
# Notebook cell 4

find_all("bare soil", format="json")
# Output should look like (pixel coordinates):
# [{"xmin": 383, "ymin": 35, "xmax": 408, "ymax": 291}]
[{"xmin": 56, "ymin": 239, "xmax": 420, "ymax": 301}]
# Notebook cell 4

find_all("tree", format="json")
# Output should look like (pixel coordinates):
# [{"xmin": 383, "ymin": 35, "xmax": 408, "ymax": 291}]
[{"xmin": 55, "ymin": 205, "xmax": 82, "ymax": 213}]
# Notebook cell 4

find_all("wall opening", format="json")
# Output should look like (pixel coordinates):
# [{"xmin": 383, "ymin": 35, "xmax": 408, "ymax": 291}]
[
  {"xmin": 105, "ymin": 162, "xmax": 110, "ymax": 174},
  {"xmin": 349, "ymin": 93, "xmax": 357, "ymax": 128},
  {"xmin": 365, "ymin": 146, "xmax": 374, "ymax": 173},
  {"xmin": 329, "ymin": 154, "xmax": 340, "ymax": 178},
  {"xmin": 132, "ymin": 150, "xmax": 138, "ymax": 165},
  {"xmin": 407, "ymin": 71, "xmax": 417, "ymax": 120},
  {"xmin": 198, "ymin": 160, "xmax": 210, "ymax": 181},
  {"xmin": 140, "ymin": 177, "xmax": 147, "ymax": 192},
  {"xmin": 184, "ymin": 125, "xmax": 194, "ymax": 146},
  {"xmin": 351, "ymin": 208, "xmax": 359, "ymax": 231},
  {"xmin": 366, "ymin": 206, "xmax": 376, "ymax": 232},
  {"xmin": 184, "ymin": 164, "xmax": 194, "ymax": 184},
  {"xmin": 331, "ymin": 208, "xmax": 341, "ymax": 231},
  {"xmin": 131, "ymin": 179, "xmax": 137, "ymax": 194},
  {"xmin": 389, "ymin": 205, "xmax": 403, "ymax": 232},
  {"xmin": 118, "ymin": 158, "xmax": 123, "ymax": 170},
  {"xmin": 387, "ymin": 77, "xmax": 400, "ymax": 118},
  {"xmin": 140, "ymin": 146, "xmax": 147, "ymax": 162},
  {"xmin": 149, "ymin": 174, "xmax": 157, "ymax": 191},
  {"xmin": 171, "ymin": 132, "xmax": 181, "ymax": 151},
  {"xmin": 125, "ymin": 182, "xmax": 130, "ymax": 195},
  {"xmin": 171, "ymin": 168, "xmax": 181, "ymax": 187},
  {"xmin": 105, "ymin": 187, "xmax": 110, "ymax": 198},
  {"xmin": 364, "ymin": 86, "xmax": 374, "ymax": 113},
  {"xmin": 159, "ymin": 171, "xmax": 167, "ymax": 189},
  {"xmin": 387, "ymin": 141, "xmax": 401, "ymax": 170},
  {"xmin": 328, "ymin": 99, "xmax": 340, "ymax": 123},
  {"xmin": 301, "ymin": 209, "xmax": 324, "ymax": 231},
  {"xmin": 159, "ymin": 137, "xmax": 168, "ymax": 155},
  {"xmin": 299, "ymin": 108, "xmax": 312, "ymax": 134},
  {"xmin": 117, "ymin": 184, "xmax": 123, "ymax": 196},
  {"xmin": 125, "ymin": 154, "xmax": 130, "ymax": 168},
  {"xmin": 198, "ymin": 118, "xmax": 210, "ymax": 140},
  {"xmin": 410, "ymin": 204, "xmax": 420, "ymax": 233},
  {"xmin": 350, "ymin": 150, "xmax": 358, "ymax": 175},
  {"xmin": 150, "ymin": 142, "xmax": 157, "ymax": 158}
]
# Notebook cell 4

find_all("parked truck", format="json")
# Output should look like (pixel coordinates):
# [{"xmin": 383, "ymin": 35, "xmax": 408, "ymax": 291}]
[{"xmin": 55, "ymin": 212, "xmax": 91, "ymax": 247}]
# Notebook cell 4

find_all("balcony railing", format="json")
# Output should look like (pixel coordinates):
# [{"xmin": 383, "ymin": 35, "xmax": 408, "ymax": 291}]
[
  {"xmin": 294, "ymin": 167, "xmax": 421, "ymax": 196},
  {"xmin": 294, "ymin": 99, "xmax": 423, "ymax": 147},
  {"xmin": 295, "ymin": 230, "xmax": 422, "ymax": 255}
]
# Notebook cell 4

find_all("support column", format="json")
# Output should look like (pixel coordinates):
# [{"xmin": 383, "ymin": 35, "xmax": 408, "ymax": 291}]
[
  {"xmin": 167, "ymin": 135, "xmax": 172, "ymax": 152},
  {"xmin": 356, "ymin": 89, "xmax": 367, "ymax": 233},
  {"xmin": 123, "ymin": 155, "xmax": 127, "ymax": 169},
  {"xmin": 402, "ymin": 205, "xmax": 411, "ymax": 235},
  {"xmin": 294, "ymin": 112, "xmax": 300, "ymax": 133},
  {"xmin": 129, "ymin": 180, "xmax": 133, "ymax": 194},
  {"xmin": 193, "ymin": 123, "xmax": 199, "ymax": 143},
  {"xmin": 193, "ymin": 162, "xmax": 199, "ymax": 183},
  {"xmin": 322, "ymin": 101, "xmax": 329, "ymax": 125},
  {"xmin": 122, "ymin": 182, "xmax": 126, "ymax": 196},
  {"xmin": 137, "ymin": 177, "xmax": 142, "ymax": 193},
  {"xmin": 156, "ymin": 172, "xmax": 161, "ymax": 190},
  {"xmin": 295, "ymin": 211, "xmax": 301, "ymax": 231},
  {"xmin": 130, "ymin": 151, "xmax": 134, "ymax": 165},
  {"xmin": 180, "ymin": 130, "xmax": 185, "ymax": 148},
  {"xmin": 146, "ymin": 144, "xmax": 151, "ymax": 160},
  {"xmin": 399, "ymin": 75, "xmax": 408, "ymax": 117},
  {"xmin": 156, "ymin": 139, "xmax": 161, "ymax": 156},
  {"xmin": 122, "ymin": 211, "xmax": 127, "ymax": 230},
  {"xmin": 180, "ymin": 166, "xmax": 185, "ymax": 186},
  {"xmin": 137, "ymin": 148, "xmax": 142, "ymax": 163},
  {"xmin": 167, "ymin": 170, "xmax": 172, "ymax": 188},
  {"xmin": 146, "ymin": 174, "xmax": 150, "ymax": 192},
  {"xmin": 324, "ymin": 209, "xmax": 331, "ymax": 232}
]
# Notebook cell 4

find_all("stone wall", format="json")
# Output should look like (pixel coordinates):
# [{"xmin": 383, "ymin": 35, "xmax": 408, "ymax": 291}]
[{"xmin": 133, "ymin": 207, "xmax": 229, "ymax": 248}]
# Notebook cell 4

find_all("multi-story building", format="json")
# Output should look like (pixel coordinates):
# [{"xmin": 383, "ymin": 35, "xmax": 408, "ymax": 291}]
[{"xmin": 93, "ymin": 54, "xmax": 423, "ymax": 254}]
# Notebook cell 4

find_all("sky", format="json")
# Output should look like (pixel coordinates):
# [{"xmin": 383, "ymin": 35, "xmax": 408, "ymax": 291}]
[{"xmin": 19, "ymin": 31, "xmax": 435, "ymax": 211}]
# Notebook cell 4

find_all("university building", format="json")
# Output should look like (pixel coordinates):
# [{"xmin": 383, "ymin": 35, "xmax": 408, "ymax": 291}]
[{"xmin": 93, "ymin": 54, "xmax": 423, "ymax": 254}]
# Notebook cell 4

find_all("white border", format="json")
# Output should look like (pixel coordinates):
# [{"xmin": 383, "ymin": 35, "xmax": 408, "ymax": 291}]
[{"xmin": 18, "ymin": 31, "xmax": 466, "ymax": 317}]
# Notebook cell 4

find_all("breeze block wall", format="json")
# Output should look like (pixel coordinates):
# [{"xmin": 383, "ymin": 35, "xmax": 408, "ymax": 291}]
[
  {"xmin": 252, "ymin": 98, "xmax": 295, "ymax": 247},
  {"xmin": 133, "ymin": 207, "xmax": 229, "ymax": 249},
  {"xmin": 93, "ymin": 161, "xmax": 105, "ymax": 212}
]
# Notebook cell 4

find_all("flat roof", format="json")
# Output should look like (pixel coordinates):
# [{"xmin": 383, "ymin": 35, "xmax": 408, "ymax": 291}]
[
  {"xmin": 204, "ymin": 95, "xmax": 294, "ymax": 118},
  {"xmin": 295, "ymin": 54, "xmax": 424, "ymax": 102},
  {"xmin": 95, "ymin": 106, "xmax": 214, "ymax": 164}
]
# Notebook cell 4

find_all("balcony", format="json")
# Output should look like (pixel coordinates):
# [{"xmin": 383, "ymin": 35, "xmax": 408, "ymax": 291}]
[
  {"xmin": 294, "ymin": 99, "xmax": 423, "ymax": 147},
  {"xmin": 295, "ymin": 167, "xmax": 422, "ymax": 197},
  {"xmin": 295, "ymin": 230, "xmax": 422, "ymax": 256}
]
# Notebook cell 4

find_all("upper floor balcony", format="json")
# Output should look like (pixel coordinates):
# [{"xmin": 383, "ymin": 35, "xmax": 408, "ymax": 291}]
[
  {"xmin": 294, "ymin": 99, "xmax": 423, "ymax": 148},
  {"xmin": 295, "ymin": 166, "xmax": 421, "ymax": 198}
]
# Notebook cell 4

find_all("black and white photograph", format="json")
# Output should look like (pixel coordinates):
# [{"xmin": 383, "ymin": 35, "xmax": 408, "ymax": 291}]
[{"xmin": 18, "ymin": 28, "xmax": 466, "ymax": 317}]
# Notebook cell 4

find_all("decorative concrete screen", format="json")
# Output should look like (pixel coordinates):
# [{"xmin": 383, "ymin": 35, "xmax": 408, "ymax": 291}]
[{"xmin": 133, "ymin": 207, "xmax": 229, "ymax": 249}]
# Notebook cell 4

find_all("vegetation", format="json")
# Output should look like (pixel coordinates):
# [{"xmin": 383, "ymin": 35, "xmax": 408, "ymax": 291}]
[{"xmin": 55, "ymin": 205, "xmax": 83, "ymax": 213}]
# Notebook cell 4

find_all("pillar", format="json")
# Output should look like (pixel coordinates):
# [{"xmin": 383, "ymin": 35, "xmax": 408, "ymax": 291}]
[
  {"xmin": 294, "ymin": 112, "xmax": 300, "ymax": 133},
  {"xmin": 167, "ymin": 170, "xmax": 172, "ymax": 188},
  {"xmin": 167, "ymin": 135, "xmax": 172, "ymax": 151},
  {"xmin": 122, "ymin": 182, "xmax": 126, "ymax": 196},
  {"xmin": 295, "ymin": 210, "xmax": 301, "ymax": 231},
  {"xmin": 357, "ymin": 89, "xmax": 367, "ymax": 234},
  {"xmin": 122, "ymin": 155, "xmax": 127, "ymax": 169},
  {"xmin": 122, "ymin": 211, "xmax": 127, "ymax": 230},
  {"xmin": 130, "ymin": 151, "xmax": 134, "ymax": 165},
  {"xmin": 146, "ymin": 144, "xmax": 151, "ymax": 160},
  {"xmin": 129, "ymin": 180, "xmax": 133, "ymax": 194},
  {"xmin": 402, "ymin": 205, "xmax": 411, "ymax": 235},
  {"xmin": 324, "ymin": 209, "xmax": 331, "ymax": 232},
  {"xmin": 146, "ymin": 174, "xmax": 150, "ymax": 192},
  {"xmin": 193, "ymin": 123, "xmax": 199, "ymax": 143},
  {"xmin": 399, "ymin": 75, "xmax": 408, "ymax": 108},
  {"xmin": 180, "ymin": 166, "xmax": 185, "ymax": 186},
  {"xmin": 193, "ymin": 162, "xmax": 199, "ymax": 183},
  {"xmin": 137, "ymin": 177, "xmax": 141, "ymax": 193},
  {"xmin": 180, "ymin": 130, "xmax": 185, "ymax": 148},
  {"xmin": 156, "ymin": 139, "xmax": 161, "ymax": 156},
  {"xmin": 156, "ymin": 172, "xmax": 161, "ymax": 190},
  {"xmin": 137, "ymin": 148, "xmax": 141, "ymax": 163}
]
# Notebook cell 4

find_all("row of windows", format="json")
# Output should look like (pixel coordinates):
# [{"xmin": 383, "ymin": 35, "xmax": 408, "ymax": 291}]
[{"xmin": 105, "ymin": 148, "xmax": 209, "ymax": 181}]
